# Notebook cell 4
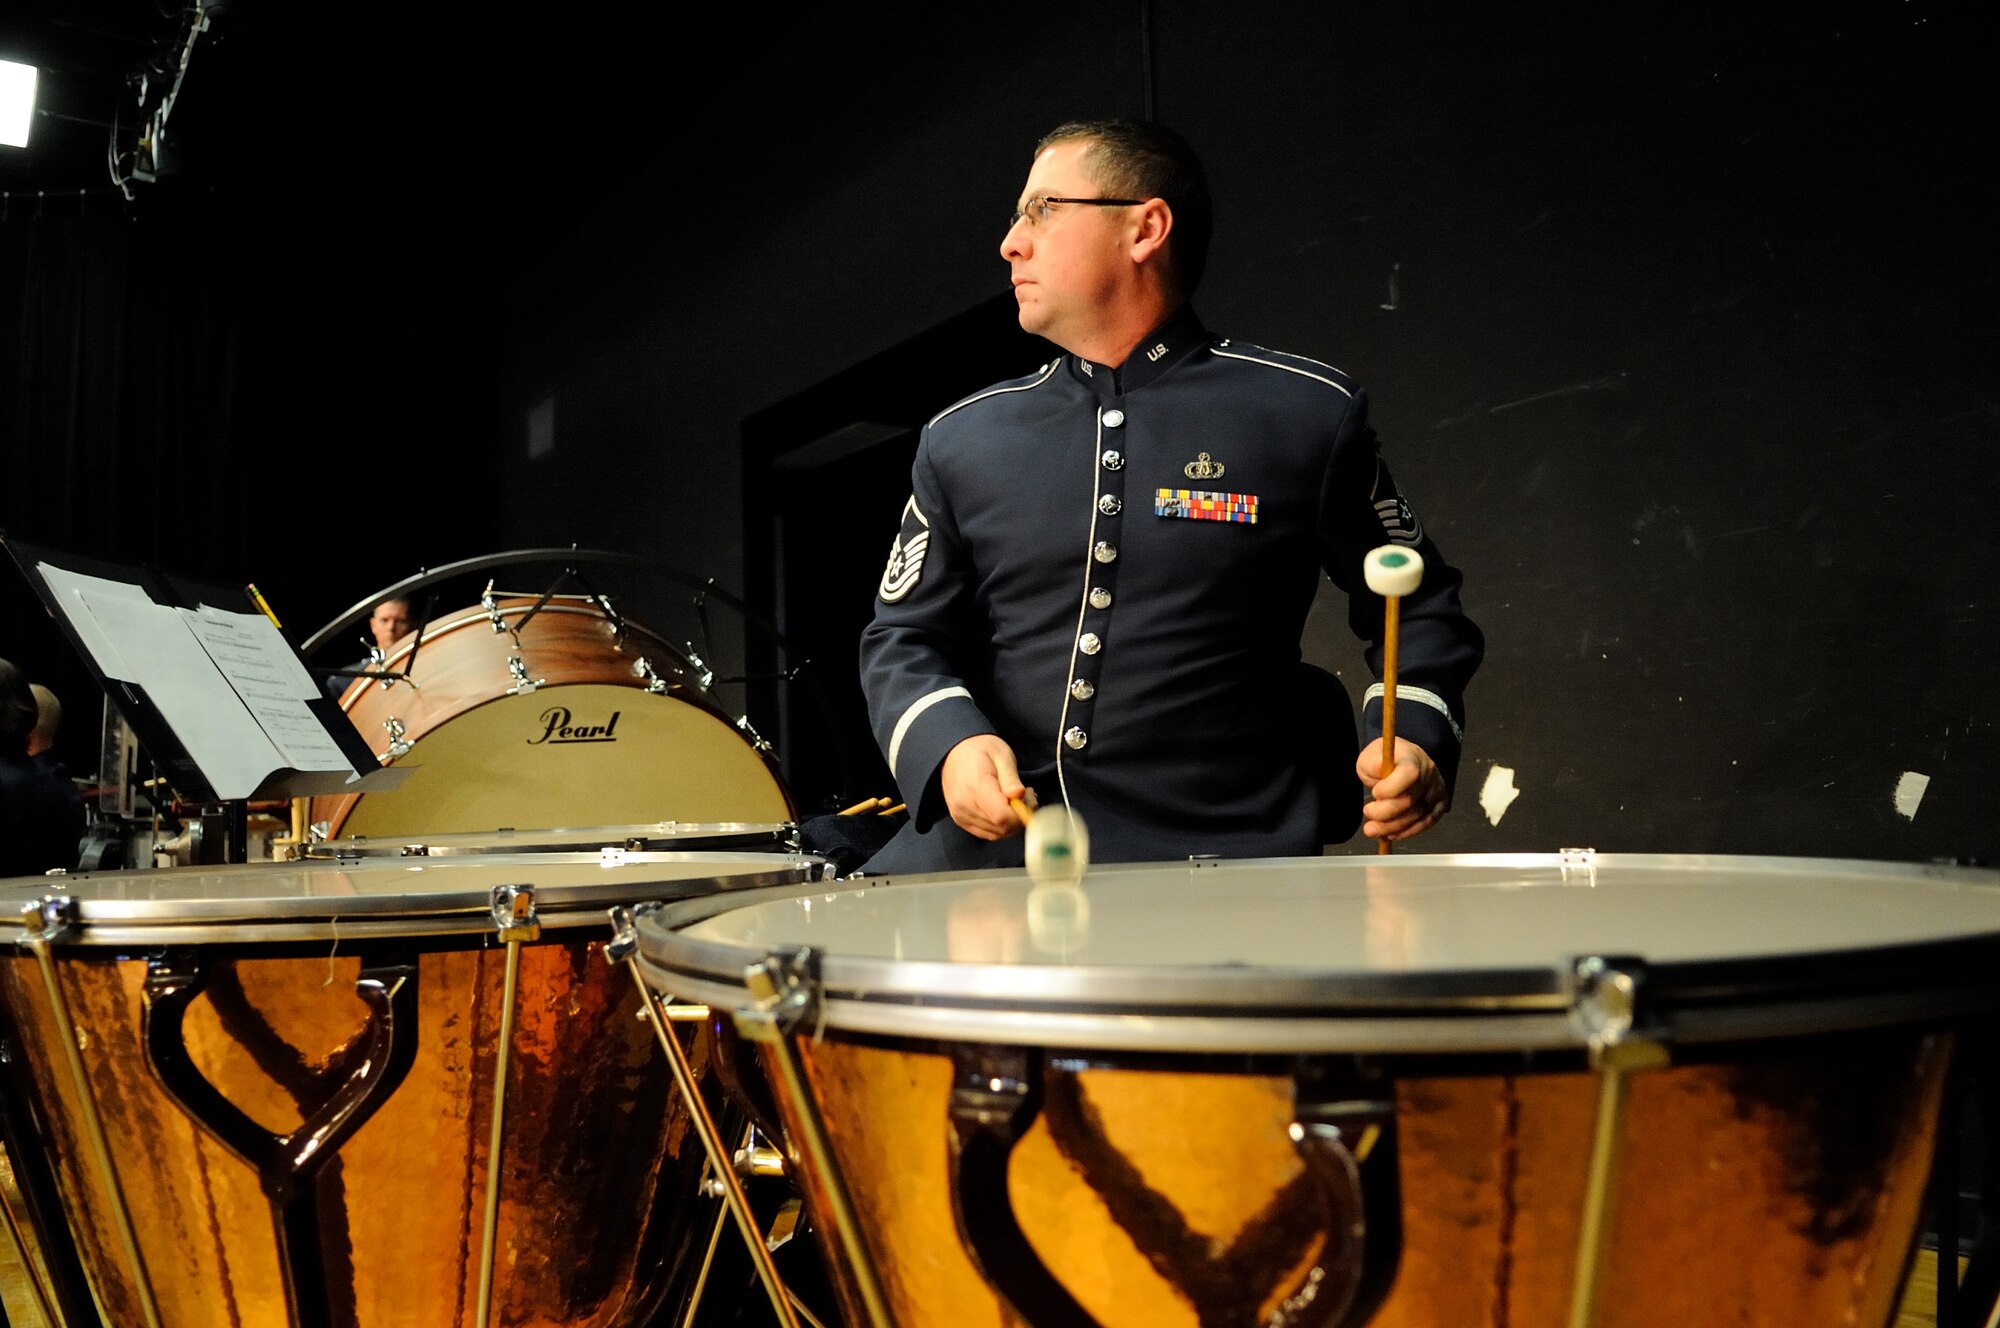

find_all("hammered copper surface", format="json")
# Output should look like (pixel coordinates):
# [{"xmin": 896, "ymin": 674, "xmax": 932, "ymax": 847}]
[
  {"xmin": 309, "ymin": 597, "xmax": 794, "ymax": 838},
  {"xmin": 0, "ymin": 932, "xmax": 733, "ymax": 1328},
  {"xmin": 766, "ymin": 1030, "xmax": 1951, "ymax": 1328}
]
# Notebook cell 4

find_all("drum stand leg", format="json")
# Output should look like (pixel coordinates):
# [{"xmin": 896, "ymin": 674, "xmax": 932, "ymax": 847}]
[
  {"xmin": 607, "ymin": 912, "xmax": 802, "ymax": 1328},
  {"xmin": 476, "ymin": 891, "xmax": 532, "ymax": 1328},
  {"xmin": 0, "ymin": 1004, "xmax": 105, "ymax": 1328},
  {"xmin": 143, "ymin": 951, "xmax": 421, "ymax": 1328},
  {"xmin": 21, "ymin": 912, "xmax": 163, "ymax": 1328},
  {"xmin": 678, "ymin": 1180, "xmax": 731, "ymax": 1328},
  {"xmin": 674, "ymin": 1126, "xmax": 832, "ymax": 1328},
  {"xmin": 738, "ymin": 949, "xmax": 894, "ymax": 1328},
  {"xmin": 0, "ymin": 1137, "xmax": 67, "ymax": 1328}
]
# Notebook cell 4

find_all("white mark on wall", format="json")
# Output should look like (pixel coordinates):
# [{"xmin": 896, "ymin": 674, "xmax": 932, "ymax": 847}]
[
  {"xmin": 526, "ymin": 393, "xmax": 556, "ymax": 460},
  {"xmin": 1480, "ymin": 764, "xmax": 1521, "ymax": 827},
  {"xmin": 1893, "ymin": 771, "xmax": 1931, "ymax": 821}
]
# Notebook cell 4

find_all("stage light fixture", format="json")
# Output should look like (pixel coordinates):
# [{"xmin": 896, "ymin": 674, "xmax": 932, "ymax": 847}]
[{"xmin": 0, "ymin": 59, "xmax": 36, "ymax": 149}]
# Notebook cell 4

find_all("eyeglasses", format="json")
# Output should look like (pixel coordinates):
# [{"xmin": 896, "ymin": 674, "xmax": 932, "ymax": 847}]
[{"xmin": 1007, "ymin": 195, "xmax": 1145, "ymax": 229}]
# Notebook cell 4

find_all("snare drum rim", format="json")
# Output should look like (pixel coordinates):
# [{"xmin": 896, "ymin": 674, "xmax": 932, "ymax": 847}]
[
  {"xmin": 1, "ymin": 851, "xmax": 833, "ymax": 944},
  {"xmin": 630, "ymin": 852, "xmax": 2000, "ymax": 1054}
]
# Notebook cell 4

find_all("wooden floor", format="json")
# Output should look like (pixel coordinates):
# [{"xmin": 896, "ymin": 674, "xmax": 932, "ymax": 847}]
[
  {"xmin": 0, "ymin": 1230, "xmax": 1974, "ymax": 1327},
  {"xmin": 0, "ymin": 1134, "xmax": 1977, "ymax": 1328},
  {"xmin": 1897, "ymin": 1249, "xmax": 1973, "ymax": 1328}
]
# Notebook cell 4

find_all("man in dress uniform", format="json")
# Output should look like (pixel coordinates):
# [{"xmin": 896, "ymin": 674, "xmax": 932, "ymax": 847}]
[{"xmin": 856, "ymin": 118, "xmax": 1483, "ymax": 873}]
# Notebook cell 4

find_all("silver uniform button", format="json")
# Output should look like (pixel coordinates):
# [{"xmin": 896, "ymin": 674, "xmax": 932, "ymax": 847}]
[
  {"xmin": 1070, "ymin": 678, "xmax": 1095, "ymax": 700},
  {"xmin": 1078, "ymin": 633, "xmax": 1102, "ymax": 655},
  {"xmin": 1101, "ymin": 449, "xmax": 1124, "ymax": 471},
  {"xmin": 1097, "ymin": 494, "xmax": 1122, "ymax": 516},
  {"xmin": 1093, "ymin": 541, "xmax": 1118, "ymax": 564},
  {"xmin": 1089, "ymin": 587, "xmax": 1112, "ymax": 609},
  {"xmin": 1102, "ymin": 409, "xmax": 1125, "ymax": 428},
  {"xmin": 1064, "ymin": 726, "xmax": 1089, "ymax": 749}
]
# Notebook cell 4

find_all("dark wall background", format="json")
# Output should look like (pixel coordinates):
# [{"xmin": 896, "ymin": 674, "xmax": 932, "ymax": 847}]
[{"xmin": 4, "ymin": 1, "xmax": 1993, "ymax": 859}]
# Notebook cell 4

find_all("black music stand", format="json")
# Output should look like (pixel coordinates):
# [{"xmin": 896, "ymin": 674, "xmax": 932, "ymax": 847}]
[{"xmin": 3, "ymin": 535, "xmax": 406, "ymax": 857}]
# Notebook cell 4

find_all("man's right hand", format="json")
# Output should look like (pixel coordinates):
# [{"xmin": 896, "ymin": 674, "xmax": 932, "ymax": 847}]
[{"xmin": 941, "ymin": 734, "xmax": 1034, "ymax": 840}]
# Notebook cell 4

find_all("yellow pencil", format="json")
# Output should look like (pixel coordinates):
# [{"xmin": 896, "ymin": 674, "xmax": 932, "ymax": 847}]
[{"xmin": 246, "ymin": 583, "xmax": 282, "ymax": 628}]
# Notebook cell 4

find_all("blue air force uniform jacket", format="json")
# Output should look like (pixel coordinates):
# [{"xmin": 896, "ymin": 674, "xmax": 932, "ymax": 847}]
[{"xmin": 857, "ymin": 306, "xmax": 1483, "ymax": 874}]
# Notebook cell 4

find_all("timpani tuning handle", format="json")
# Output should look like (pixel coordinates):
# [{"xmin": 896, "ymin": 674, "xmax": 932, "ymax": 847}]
[
  {"xmin": 1289, "ymin": 1069, "xmax": 1405, "ymax": 1328},
  {"xmin": 947, "ymin": 1046, "xmax": 1098, "ymax": 1327}
]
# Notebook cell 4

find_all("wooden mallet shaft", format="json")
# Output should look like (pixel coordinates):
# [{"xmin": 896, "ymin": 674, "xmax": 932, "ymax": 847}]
[{"xmin": 1378, "ymin": 593, "xmax": 1401, "ymax": 856}]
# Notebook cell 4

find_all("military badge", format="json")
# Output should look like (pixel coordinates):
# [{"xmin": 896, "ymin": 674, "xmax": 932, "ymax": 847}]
[
  {"xmin": 1183, "ymin": 451, "xmax": 1226, "ymax": 480},
  {"xmin": 1372, "ymin": 460, "xmax": 1424, "ymax": 545},
  {"xmin": 878, "ymin": 495, "xmax": 930, "ymax": 602},
  {"xmin": 1155, "ymin": 488, "xmax": 1258, "ymax": 524}
]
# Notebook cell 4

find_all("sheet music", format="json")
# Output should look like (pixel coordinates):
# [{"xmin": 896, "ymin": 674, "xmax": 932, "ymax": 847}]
[
  {"xmin": 184, "ymin": 605, "xmax": 355, "ymax": 773},
  {"xmin": 34, "ymin": 561, "xmax": 367, "ymax": 799},
  {"xmin": 62, "ymin": 585, "xmax": 283, "ymax": 798},
  {"xmin": 35, "ymin": 564, "xmax": 149, "ymax": 681}
]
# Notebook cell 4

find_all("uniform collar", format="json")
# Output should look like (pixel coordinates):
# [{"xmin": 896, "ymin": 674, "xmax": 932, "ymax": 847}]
[{"xmin": 1067, "ymin": 304, "xmax": 1212, "ymax": 398}]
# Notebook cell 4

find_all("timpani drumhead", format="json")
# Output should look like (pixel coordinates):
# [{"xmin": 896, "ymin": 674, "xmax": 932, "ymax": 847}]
[{"xmin": 635, "ymin": 852, "xmax": 2000, "ymax": 1051}]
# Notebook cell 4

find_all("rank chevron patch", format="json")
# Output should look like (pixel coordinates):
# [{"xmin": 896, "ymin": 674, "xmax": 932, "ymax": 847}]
[
  {"xmin": 878, "ymin": 495, "xmax": 931, "ymax": 602},
  {"xmin": 1372, "ymin": 460, "xmax": 1424, "ymax": 545}
]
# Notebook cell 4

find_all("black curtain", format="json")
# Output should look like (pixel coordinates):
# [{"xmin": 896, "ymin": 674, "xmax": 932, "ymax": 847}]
[{"xmin": 2, "ymin": 188, "xmax": 500, "ymax": 782}]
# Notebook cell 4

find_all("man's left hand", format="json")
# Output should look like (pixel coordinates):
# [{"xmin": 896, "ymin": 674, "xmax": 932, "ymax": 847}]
[{"xmin": 1355, "ymin": 738, "xmax": 1448, "ymax": 843}]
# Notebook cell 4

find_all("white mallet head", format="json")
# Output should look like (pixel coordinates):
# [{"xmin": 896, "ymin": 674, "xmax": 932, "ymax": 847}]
[
  {"xmin": 1024, "ymin": 804, "xmax": 1089, "ymax": 888},
  {"xmin": 1024, "ymin": 804, "xmax": 1090, "ymax": 953},
  {"xmin": 1364, "ymin": 545, "xmax": 1425, "ymax": 598}
]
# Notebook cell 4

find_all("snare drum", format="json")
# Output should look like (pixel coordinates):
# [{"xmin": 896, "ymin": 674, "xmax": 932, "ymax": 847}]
[
  {"xmin": 632, "ymin": 852, "xmax": 2000, "ymax": 1328},
  {"xmin": 310, "ymin": 595, "xmax": 795, "ymax": 840},
  {"xmin": 0, "ymin": 850, "xmax": 828, "ymax": 1328}
]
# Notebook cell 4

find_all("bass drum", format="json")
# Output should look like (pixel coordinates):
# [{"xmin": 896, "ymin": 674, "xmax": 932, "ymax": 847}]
[{"xmin": 309, "ymin": 595, "xmax": 795, "ymax": 841}]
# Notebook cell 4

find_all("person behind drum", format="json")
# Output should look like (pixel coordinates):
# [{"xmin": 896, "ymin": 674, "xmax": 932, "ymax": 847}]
[
  {"xmin": 27, "ymin": 681, "xmax": 62, "ymax": 766},
  {"xmin": 855, "ymin": 118, "xmax": 1483, "ymax": 874},
  {"xmin": 324, "ymin": 596, "xmax": 417, "ymax": 699},
  {"xmin": 0, "ymin": 658, "xmax": 86, "ymax": 877}
]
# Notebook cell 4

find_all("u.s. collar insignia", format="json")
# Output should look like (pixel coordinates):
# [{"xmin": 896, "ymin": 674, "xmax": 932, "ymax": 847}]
[
  {"xmin": 1183, "ymin": 451, "xmax": 1226, "ymax": 480},
  {"xmin": 878, "ymin": 495, "xmax": 930, "ymax": 602}
]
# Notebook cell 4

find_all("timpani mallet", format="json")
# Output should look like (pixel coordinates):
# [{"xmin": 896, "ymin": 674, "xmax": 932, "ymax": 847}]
[
  {"xmin": 1363, "ymin": 544, "xmax": 1426, "ymax": 856},
  {"xmin": 1023, "ymin": 803, "xmax": 1088, "ymax": 888},
  {"xmin": 1024, "ymin": 803, "xmax": 1092, "ymax": 953}
]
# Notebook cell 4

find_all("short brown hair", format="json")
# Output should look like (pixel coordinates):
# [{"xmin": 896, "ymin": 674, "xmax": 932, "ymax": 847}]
[{"xmin": 1037, "ymin": 118, "xmax": 1213, "ymax": 299}]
